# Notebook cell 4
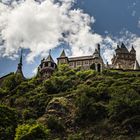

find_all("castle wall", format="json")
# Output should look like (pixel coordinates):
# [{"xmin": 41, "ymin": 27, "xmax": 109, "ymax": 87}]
[
  {"xmin": 113, "ymin": 59, "xmax": 135, "ymax": 70},
  {"xmin": 68, "ymin": 58, "xmax": 104, "ymax": 72}
]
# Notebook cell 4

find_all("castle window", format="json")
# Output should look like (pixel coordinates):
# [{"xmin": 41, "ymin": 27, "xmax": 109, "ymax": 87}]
[
  {"xmin": 77, "ymin": 61, "xmax": 82, "ymax": 66},
  {"xmin": 59, "ymin": 59, "xmax": 66, "ymax": 64},
  {"xmin": 51, "ymin": 63, "xmax": 54, "ymax": 67},
  {"xmin": 84, "ymin": 60, "xmax": 89, "ymax": 65},
  {"xmin": 45, "ymin": 62, "xmax": 48, "ymax": 67},
  {"xmin": 69, "ymin": 62, "xmax": 74, "ymax": 66}
]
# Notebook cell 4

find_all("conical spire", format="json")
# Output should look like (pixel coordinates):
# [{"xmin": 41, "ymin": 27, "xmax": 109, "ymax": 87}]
[
  {"xmin": 121, "ymin": 43, "xmax": 127, "ymax": 48},
  {"xmin": 134, "ymin": 60, "xmax": 140, "ymax": 70},
  {"xmin": 117, "ymin": 45, "xmax": 120, "ymax": 49},
  {"xmin": 17, "ymin": 49, "xmax": 23, "ymax": 72},
  {"xmin": 16, "ymin": 49, "xmax": 25, "ymax": 79},
  {"xmin": 120, "ymin": 43, "xmax": 129, "ymax": 53},
  {"xmin": 60, "ymin": 49, "xmax": 66, "ymax": 57},
  {"xmin": 20, "ymin": 49, "xmax": 23, "ymax": 66},
  {"xmin": 130, "ymin": 46, "xmax": 136, "ymax": 53},
  {"xmin": 46, "ymin": 50, "xmax": 55, "ymax": 63}
]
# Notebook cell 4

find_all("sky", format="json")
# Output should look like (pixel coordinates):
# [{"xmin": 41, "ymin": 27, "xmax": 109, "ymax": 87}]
[{"xmin": 0, "ymin": 0, "xmax": 140, "ymax": 78}]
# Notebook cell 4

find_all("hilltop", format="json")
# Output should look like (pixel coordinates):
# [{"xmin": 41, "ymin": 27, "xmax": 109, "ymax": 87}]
[{"xmin": 0, "ymin": 65, "xmax": 140, "ymax": 140}]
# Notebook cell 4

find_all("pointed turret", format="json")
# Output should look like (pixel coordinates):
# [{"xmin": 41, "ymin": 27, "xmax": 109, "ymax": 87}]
[
  {"xmin": 130, "ymin": 46, "xmax": 136, "ymax": 54},
  {"xmin": 60, "ymin": 49, "xmax": 66, "ymax": 58},
  {"xmin": 117, "ymin": 45, "xmax": 120, "ymax": 49},
  {"xmin": 57, "ymin": 49, "xmax": 68, "ymax": 65},
  {"xmin": 134, "ymin": 60, "xmax": 140, "ymax": 70},
  {"xmin": 120, "ymin": 43, "xmax": 129, "ymax": 53},
  {"xmin": 16, "ymin": 49, "xmax": 25, "ymax": 79},
  {"xmin": 115, "ymin": 45, "xmax": 121, "ymax": 54},
  {"xmin": 46, "ymin": 50, "xmax": 55, "ymax": 63}
]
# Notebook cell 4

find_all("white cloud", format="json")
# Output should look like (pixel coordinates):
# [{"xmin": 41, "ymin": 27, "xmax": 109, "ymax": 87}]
[
  {"xmin": 32, "ymin": 67, "xmax": 38, "ymax": 75},
  {"xmin": 101, "ymin": 36, "xmax": 117, "ymax": 64},
  {"xmin": 0, "ymin": 0, "xmax": 140, "ymax": 65},
  {"xmin": 0, "ymin": 0, "xmax": 102, "ymax": 62}
]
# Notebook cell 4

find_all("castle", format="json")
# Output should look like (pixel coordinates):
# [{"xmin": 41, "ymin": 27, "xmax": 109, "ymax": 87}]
[
  {"xmin": 0, "ymin": 43, "xmax": 140, "ymax": 81},
  {"xmin": 37, "ymin": 43, "xmax": 140, "ymax": 78}
]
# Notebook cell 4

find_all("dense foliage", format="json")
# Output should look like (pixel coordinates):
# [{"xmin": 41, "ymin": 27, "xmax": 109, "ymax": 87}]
[{"xmin": 0, "ymin": 65, "xmax": 140, "ymax": 139}]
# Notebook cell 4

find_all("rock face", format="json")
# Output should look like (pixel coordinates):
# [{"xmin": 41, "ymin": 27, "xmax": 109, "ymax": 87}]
[{"xmin": 38, "ymin": 96, "xmax": 76, "ymax": 128}]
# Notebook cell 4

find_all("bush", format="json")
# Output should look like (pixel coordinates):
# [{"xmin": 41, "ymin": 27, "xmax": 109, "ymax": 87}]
[
  {"xmin": 46, "ymin": 116, "xmax": 65, "ymax": 133},
  {"xmin": 75, "ymin": 87, "xmax": 107, "ymax": 123},
  {"xmin": 68, "ymin": 133, "xmax": 83, "ymax": 140},
  {"xmin": 1, "ymin": 73, "xmax": 24, "ymax": 91},
  {"xmin": 0, "ymin": 88, "xmax": 7, "ymax": 98},
  {"xmin": 44, "ymin": 75, "xmax": 74, "ymax": 94},
  {"xmin": 14, "ymin": 124, "xmax": 50, "ymax": 140},
  {"xmin": 76, "ymin": 70, "xmax": 96, "ymax": 80}
]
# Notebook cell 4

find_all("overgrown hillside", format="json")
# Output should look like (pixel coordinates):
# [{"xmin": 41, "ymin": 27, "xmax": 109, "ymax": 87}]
[{"xmin": 0, "ymin": 65, "xmax": 140, "ymax": 140}]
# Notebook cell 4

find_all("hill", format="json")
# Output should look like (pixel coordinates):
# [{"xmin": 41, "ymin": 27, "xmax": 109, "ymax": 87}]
[{"xmin": 0, "ymin": 65, "xmax": 140, "ymax": 140}]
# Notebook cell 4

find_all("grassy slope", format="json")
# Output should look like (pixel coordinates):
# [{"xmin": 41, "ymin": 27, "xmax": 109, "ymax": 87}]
[{"xmin": 0, "ymin": 66, "xmax": 140, "ymax": 140}]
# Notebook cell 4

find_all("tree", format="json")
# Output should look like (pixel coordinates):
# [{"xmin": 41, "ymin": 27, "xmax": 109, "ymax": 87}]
[{"xmin": 0, "ymin": 105, "xmax": 18, "ymax": 140}]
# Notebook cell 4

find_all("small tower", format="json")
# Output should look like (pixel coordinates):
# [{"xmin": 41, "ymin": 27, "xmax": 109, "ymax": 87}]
[
  {"xmin": 130, "ymin": 46, "xmax": 136, "ymax": 54},
  {"xmin": 16, "ymin": 49, "xmax": 25, "ymax": 79},
  {"xmin": 93, "ymin": 44, "xmax": 101, "ymax": 58},
  {"xmin": 92, "ymin": 44, "xmax": 104, "ymax": 72},
  {"xmin": 57, "ymin": 49, "xmax": 69, "ymax": 65},
  {"xmin": 38, "ymin": 50, "xmax": 57, "ymax": 78}
]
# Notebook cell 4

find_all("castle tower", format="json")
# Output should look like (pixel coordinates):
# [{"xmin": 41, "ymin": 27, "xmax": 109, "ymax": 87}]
[
  {"xmin": 91, "ymin": 44, "xmax": 104, "ymax": 72},
  {"xmin": 16, "ymin": 49, "xmax": 25, "ymax": 79},
  {"xmin": 111, "ymin": 43, "xmax": 137, "ymax": 70},
  {"xmin": 57, "ymin": 49, "xmax": 69, "ymax": 65},
  {"xmin": 38, "ymin": 50, "xmax": 57, "ymax": 78}
]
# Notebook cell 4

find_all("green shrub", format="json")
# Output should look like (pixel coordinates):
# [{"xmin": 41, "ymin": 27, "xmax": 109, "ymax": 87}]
[
  {"xmin": 46, "ymin": 116, "xmax": 65, "ymax": 133},
  {"xmin": 68, "ymin": 133, "xmax": 83, "ymax": 140},
  {"xmin": 14, "ymin": 124, "xmax": 50, "ymax": 140}
]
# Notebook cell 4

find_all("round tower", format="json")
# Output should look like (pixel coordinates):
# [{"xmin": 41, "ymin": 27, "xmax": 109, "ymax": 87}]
[{"xmin": 38, "ymin": 51, "xmax": 57, "ymax": 78}]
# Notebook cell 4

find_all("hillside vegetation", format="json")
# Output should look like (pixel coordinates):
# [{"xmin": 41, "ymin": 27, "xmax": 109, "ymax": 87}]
[{"xmin": 0, "ymin": 65, "xmax": 140, "ymax": 140}]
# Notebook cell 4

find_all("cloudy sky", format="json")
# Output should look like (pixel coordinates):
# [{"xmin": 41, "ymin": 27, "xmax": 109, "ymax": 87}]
[{"xmin": 0, "ymin": 0, "xmax": 140, "ymax": 77}]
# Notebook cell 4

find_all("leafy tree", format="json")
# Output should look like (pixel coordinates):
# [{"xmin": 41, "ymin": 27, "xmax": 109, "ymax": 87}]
[{"xmin": 1, "ymin": 73, "xmax": 24, "ymax": 91}]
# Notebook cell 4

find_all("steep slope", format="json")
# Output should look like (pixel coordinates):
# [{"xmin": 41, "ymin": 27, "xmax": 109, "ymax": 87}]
[{"xmin": 0, "ymin": 65, "xmax": 140, "ymax": 140}]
